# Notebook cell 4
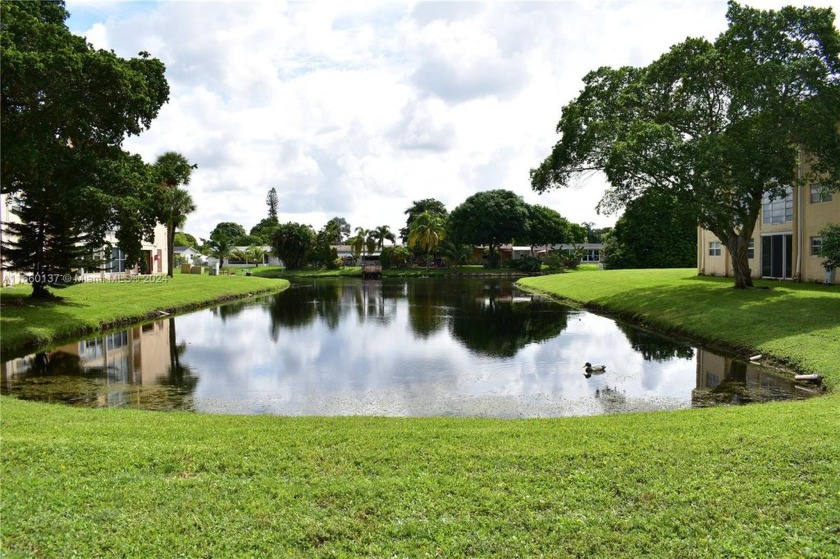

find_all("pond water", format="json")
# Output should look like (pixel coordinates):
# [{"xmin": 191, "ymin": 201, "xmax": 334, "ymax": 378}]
[{"xmin": 1, "ymin": 278, "xmax": 816, "ymax": 417}]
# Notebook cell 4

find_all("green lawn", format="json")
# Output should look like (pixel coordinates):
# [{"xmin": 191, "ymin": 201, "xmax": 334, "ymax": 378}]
[
  {"xmin": 0, "ymin": 273, "xmax": 289, "ymax": 356},
  {"xmin": 2, "ymin": 268, "xmax": 839, "ymax": 557}
]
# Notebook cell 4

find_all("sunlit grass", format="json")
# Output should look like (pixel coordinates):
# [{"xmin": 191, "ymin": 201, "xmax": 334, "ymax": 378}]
[
  {"xmin": 0, "ymin": 273, "xmax": 288, "ymax": 356},
  {"xmin": 2, "ymin": 267, "xmax": 839, "ymax": 557}
]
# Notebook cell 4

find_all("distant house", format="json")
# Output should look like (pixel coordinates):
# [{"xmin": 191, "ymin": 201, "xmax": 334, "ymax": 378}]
[
  {"xmin": 554, "ymin": 243, "xmax": 604, "ymax": 264},
  {"xmin": 174, "ymin": 246, "xmax": 204, "ymax": 265},
  {"xmin": 480, "ymin": 244, "xmax": 603, "ymax": 265},
  {"xmin": 332, "ymin": 244, "xmax": 381, "ymax": 266},
  {"xmin": 208, "ymin": 246, "xmax": 281, "ymax": 268}
]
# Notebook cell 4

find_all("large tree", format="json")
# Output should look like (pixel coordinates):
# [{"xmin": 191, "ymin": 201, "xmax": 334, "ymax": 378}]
[
  {"xmin": 531, "ymin": 1, "xmax": 840, "ymax": 288},
  {"xmin": 323, "ymin": 217, "xmax": 351, "ymax": 244},
  {"xmin": 401, "ymin": 198, "xmax": 448, "ymax": 243},
  {"xmin": 153, "ymin": 152, "xmax": 196, "ymax": 277},
  {"xmin": 250, "ymin": 217, "xmax": 279, "ymax": 244},
  {"xmin": 408, "ymin": 211, "xmax": 446, "ymax": 268},
  {"xmin": 271, "ymin": 222, "xmax": 315, "ymax": 270},
  {"xmin": 265, "ymin": 187, "xmax": 279, "ymax": 220},
  {"xmin": 209, "ymin": 222, "xmax": 246, "ymax": 243},
  {"xmin": 371, "ymin": 224, "xmax": 396, "ymax": 250},
  {"xmin": 449, "ymin": 189, "xmax": 529, "ymax": 268},
  {"xmin": 1, "ymin": 0, "xmax": 169, "ymax": 297},
  {"xmin": 523, "ymin": 204, "xmax": 572, "ymax": 254},
  {"xmin": 604, "ymin": 190, "xmax": 697, "ymax": 270}
]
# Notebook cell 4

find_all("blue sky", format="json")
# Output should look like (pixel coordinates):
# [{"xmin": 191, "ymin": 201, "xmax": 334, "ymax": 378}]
[{"xmin": 63, "ymin": 0, "xmax": 838, "ymax": 240}]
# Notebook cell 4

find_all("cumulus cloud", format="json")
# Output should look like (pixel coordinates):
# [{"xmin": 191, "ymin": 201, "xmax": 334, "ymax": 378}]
[{"xmin": 65, "ymin": 0, "xmax": 836, "ymax": 239}]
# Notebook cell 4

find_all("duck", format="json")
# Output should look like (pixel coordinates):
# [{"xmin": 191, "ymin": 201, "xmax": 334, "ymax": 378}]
[{"xmin": 583, "ymin": 362, "xmax": 606, "ymax": 378}]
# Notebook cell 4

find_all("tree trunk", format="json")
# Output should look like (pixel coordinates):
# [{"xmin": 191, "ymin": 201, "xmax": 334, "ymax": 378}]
[
  {"xmin": 31, "ymin": 281, "xmax": 51, "ymax": 299},
  {"xmin": 167, "ymin": 221, "xmax": 175, "ymax": 278},
  {"xmin": 724, "ymin": 232, "xmax": 754, "ymax": 289}
]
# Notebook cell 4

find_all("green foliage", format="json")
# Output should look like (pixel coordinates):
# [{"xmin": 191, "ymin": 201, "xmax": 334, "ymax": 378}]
[
  {"xmin": 371, "ymin": 224, "xmax": 397, "ymax": 249},
  {"xmin": 439, "ymin": 239, "xmax": 473, "ymax": 266},
  {"xmin": 401, "ymin": 198, "xmax": 448, "ymax": 243},
  {"xmin": 817, "ymin": 223, "xmax": 840, "ymax": 270},
  {"xmin": 309, "ymin": 227, "xmax": 339, "ymax": 269},
  {"xmin": 523, "ymin": 205, "xmax": 572, "ymax": 248},
  {"xmin": 449, "ymin": 190, "xmax": 528, "ymax": 267},
  {"xmin": 210, "ymin": 222, "xmax": 246, "ymax": 243},
  {"xmin": 249, "ymin": 217, "xmax": 280, "ymax": 244},
  {"xmin": 173, "ymin": 232, "xmax": 198, "ymax": 249},
  {"xmin": 510, "ymin": 256, "xmax": 543, "ymax": 273},
  {"xmin": 544, "ymin": 254, "xmax": 566, "ymax": 272},
  {"xmin": 265, "ymin": 187, "xmax": 279, "ymax": 220},
  {"xmin": 531, "ymin": 1, "xmax": 840, "ymax": 288},
  {"xmin": 153, "ymin": 151, "xmax": 196, "ymax": 277},
  {"xmin": 1, "ymin": 0, "xmax": 169, "ymax": 296},
  {"xmin": 323, "ymin": 216, "xmax": 351, "ymax": 244},
  {"xmin": 205, "ymin": 236, "xmax": 233, "ymax": 265},
  {"xmin": 605, "ymin": 190, "xmax": 696, "ymax": 269},
  {"xmin": 271, "ymin": 222, "xmax": 315, "ymax": 270},
  {"xmin": 379, "ymin": 245, "xmax": 411, "ymax": 269},
  {"xmin": 408, "ymin": 212, "xmax": 446, "ymax": 268}
]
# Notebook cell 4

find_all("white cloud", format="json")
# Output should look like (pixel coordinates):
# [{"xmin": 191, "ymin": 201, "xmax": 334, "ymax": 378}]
[{"xmin": 64, "ymin": 0, "xmax": 838, "ymax": 239}]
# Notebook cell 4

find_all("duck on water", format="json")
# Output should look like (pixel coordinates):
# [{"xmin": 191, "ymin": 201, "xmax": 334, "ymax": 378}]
[{"xmin": 584, "ymin": 362, "xmax": 606, "ymax": 379}]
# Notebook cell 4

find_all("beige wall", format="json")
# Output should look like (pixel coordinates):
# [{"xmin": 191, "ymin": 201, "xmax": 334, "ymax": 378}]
[{"xmin": 697, "ymin": 183, "xmax": 839, "ymax": 284}]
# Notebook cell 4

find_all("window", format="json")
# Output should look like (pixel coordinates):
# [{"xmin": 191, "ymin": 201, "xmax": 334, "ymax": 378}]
[
  {"xmin": 709, "ymin": 241, "xmax": 722, "ymax": 256},
  {"xmin": 109, "ymin": 247, "xmax": 126, "ymax": 273},
  {"xmin": 762, "ymin": 187, "xmax": 793, "ymax": 224},
  {"xmin": 582, "ymin": 249, "xmax": 600, "ymax": 262},
  {"xmin": 748, "ymin": 239, "xmax": 754, "ymax": 260},
  {"xmin": 810, "ymin": 185, "xmax": 832, "ymax": 203},
  {"xmin": 811, "ymin": 236, "xmax": 823, "ymax": 256}
]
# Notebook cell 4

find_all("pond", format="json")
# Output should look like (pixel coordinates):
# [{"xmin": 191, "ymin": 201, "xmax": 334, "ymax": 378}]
[{"xmin": 1, "ymin": 278, "xmax": 817, "ymax": 417}]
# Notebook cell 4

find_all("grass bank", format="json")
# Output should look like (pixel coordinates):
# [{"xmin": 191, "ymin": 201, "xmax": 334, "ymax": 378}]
[
  {"xmin": 0, "ymin": 273, "xmax": 289, "ymax": 356},
  {"xmin": 2, "ymin": 268, "xmax": 839, "ymax": 557}
]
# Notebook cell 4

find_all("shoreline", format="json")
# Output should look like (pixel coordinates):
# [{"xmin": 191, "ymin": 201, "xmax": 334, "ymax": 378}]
[{"xmin": 0, "ymin": 275, "xmax": 289, "ymax": 358}]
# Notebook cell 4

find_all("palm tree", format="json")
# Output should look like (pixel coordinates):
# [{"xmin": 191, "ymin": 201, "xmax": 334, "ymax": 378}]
[
  {"xmin": 154, "ymin": 152, "xmax": 197, "ymax": 278},
  {"xmin": 248, "ymin": 245, "xmax": 268, "ymax": 266},
  {"xmin": 409, "ymin": 211, "xmax": 446, "ymax": 268},
  {"xmin": 348, "ymin": 227, "xmax": 371, "ymax": 263},
  {"xmin": 371, "ymin": 225, "xmax": 396, "ymax": 250},
  {"xmin": 206, "ymin": 237, "xmax": 233, "ymax": 269},
  {"xmin": 230, "ymin": 248, "xmax": 250, "ymax": 265},
  {"xmin": 440, "ymin": 239, "xmax": 473, "ymax": 266}
]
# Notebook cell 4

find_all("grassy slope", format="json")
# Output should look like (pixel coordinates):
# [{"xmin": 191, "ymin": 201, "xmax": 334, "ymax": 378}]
[
  {"xmin": 2, "ymin": 268, "xmax": 840, "ymax": 557},
  {"xmin": 0, "ymin": 274, "xmax": 289, "ymax": 356}
]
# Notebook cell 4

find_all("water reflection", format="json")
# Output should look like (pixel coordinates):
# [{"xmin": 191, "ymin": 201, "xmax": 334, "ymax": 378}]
[{"xmin": 1, "ymin": 278, "xmax": 816, "ymax": 416}]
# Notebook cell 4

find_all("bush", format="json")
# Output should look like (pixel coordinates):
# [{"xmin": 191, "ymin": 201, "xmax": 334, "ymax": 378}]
[
  {"xmin": 512, "ymin": 256, "xmax": 543, "ymax": 273},
  {"xmin": 544, "ymin": 254, "xmax": 566, "ymax": 272}
]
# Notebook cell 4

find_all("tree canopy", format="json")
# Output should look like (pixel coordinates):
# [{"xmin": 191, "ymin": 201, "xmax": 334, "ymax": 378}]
[
  {"xmin": 603, "ymin": 190, "xmax": 697, "ymax": 269},
  {"xmin": 449, "ymin": 189, "xmax": 528, "ymax": 267},
  {"xmin": 271, "ymin": 222, "xmax": 315, "ymax": 270},
  {"xmin": 209, "ymin": 222, "xmax": 246, "ymax": 243},
  {"xmin": 153, "ymin": 151, "xmax": 196, "ymax": 277},
  {"xmin": 523, "ymin": 205, "xmax": 573, "ymax": 249},
  {"xmin": 401, "ymin": 198, "xmax": 448, "ymax": 243},
  {"xmin": 1, "ymin": 0, "xmax": 169, "ymax": 296},
  {"xmin": 265, "ymin": 187, "xmax": 279, "ymax": 220},
  {"xmin": 531, "ymin": 1, "xmax": 840, "ymax": 288}
]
